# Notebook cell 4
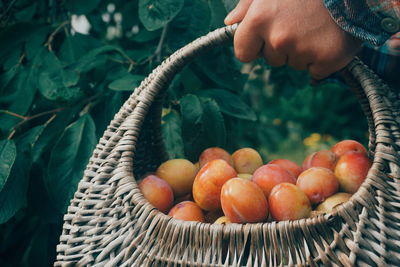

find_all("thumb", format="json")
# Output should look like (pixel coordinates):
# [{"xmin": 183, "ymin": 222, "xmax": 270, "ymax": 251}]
[{"xmin": 224, "ymin": 0, "xmax": 254, "ymax": 25}]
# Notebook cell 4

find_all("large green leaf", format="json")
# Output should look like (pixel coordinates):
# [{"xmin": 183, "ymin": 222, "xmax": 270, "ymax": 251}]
[
  {"xmin": 194, "ymin": 47, "xmax": 246, "ymax": 92},
  {"xmin": 65, "ymin": 0, "xmax": 102, "ymax": 14},
  {"xmin": 180, "ymin": 94, "xmax": 203, "ymax": 160},
  {"xmin": 0, "ymin": 149, "xmax": 29, "ymax": 224},
  {"xmin": 196, "ymin": 89, "xmax": 257, "ymax": 121},
  {"xmin": 0, "ymin": 128, "xmax": 41, "ymax": 224},
  {"xmin": 72, "ymin": 45, "xmax": 122, "ymax": 72},
  {"xmin": 0, "ymin": 63, "xmax": 41, "ymax": 135},
  {"xmin": 38, "ymin": 52, "xmax": 82, "ymax": 102},
  {"xmin": 0, "ymin": 140, "xmax": 17, "ymax": 192},
  {"xmin": 108, "ymin": 74, "xmax": 145, "ymax": 91},
  {"xmin": 46, "ymin": 114, "xmax": 97, "ymax": 213},
  {"xmin": 180, "ymin": 94, "xmax": 203, "ymax": 142},
  {"xmin": 32, "ymin": 106, "xmax": 83, "ymax": 163},
  {"xmin": 168, "ymin": 0, "xmax": 211, "ymax": 50},
  {"xmin": 59, "ymin": 34, "xmax": 101, "ymax": 65},
  {"xmin": 161, "ymin": 111, "xmax": 184, "ymax": 159},
  {"xmin": 24, "ymin": 25, "xmax": 49, "ymax": 61},
  {"xmin": 138, "ymin": 0, "xmax": 184, "ymax": 31},
  {"xmin": 201, "ymin": 98, "xmax": 226, "ymax": 147},
  {"xmin": 179, "ymin": 94, "xmax": 227, "ymax": 160}
]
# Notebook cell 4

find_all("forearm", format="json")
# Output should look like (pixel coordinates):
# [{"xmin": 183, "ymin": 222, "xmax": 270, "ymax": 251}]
[{"xmin": 323, "ymin": 0, "xmax": 400, "ymax": 45}]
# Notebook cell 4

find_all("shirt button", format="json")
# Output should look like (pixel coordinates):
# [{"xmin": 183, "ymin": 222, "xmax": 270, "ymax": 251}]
[{"xmin": 381, "ymin": 17, "xmax": 399, "ymax": 33}]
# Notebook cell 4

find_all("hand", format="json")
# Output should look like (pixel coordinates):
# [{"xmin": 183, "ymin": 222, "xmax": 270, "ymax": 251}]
[{"xmin": 225, "ymin": 0, "xmax": 363, "ymax": 79}]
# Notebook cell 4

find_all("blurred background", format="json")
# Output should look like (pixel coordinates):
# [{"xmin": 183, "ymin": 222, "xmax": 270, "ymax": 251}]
[{"xmin": 0, "ymin": 0, "xmax": 368, "ymax": 266}]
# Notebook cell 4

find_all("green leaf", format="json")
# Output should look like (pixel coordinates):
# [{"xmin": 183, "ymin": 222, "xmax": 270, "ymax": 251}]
[
  {"xmin": 62, "ymin": 69, "xmax": 80, "ymax": 87},
  {"xmin": 0, "ymin": 143, "xmax": 31, "ymax": 224},
  {"xmin": 180, "ymin": 94, "xmax": 203, "ymax": 160},
  {"xmin": 32, "ymin": 106, "xmax": 82, "ymax": 163},
  {"xmin": 3, "ymin": 46, "xmax": 22, "ymax": 70},
  {"xmin": 130, "ymin": 28, "xmax": 160, "ymax": 43},
  {"xmin": 0, "ymin": 66, "xmax": 19, "ymax": 93},
  {"xmin": 194, "ymin": 47, "xmax": 246, "ymax": 92},
  {"xmin": 38, "ymin": 52, "xmax": 83, "ymax": 102},
  {"xmin": 180, "ymin": 94, "xmax": 203, "ymax": 141},
  {"xmin": 0, "ymin": 125, "xmax": 47, "ymax": 223},
  {"xmin": 0, "ymin": 140, "xmax": 17, "ymax": 192},
  {"xmin": 59, "ymin": 34, "xmax": 101, "ymax": 65},
  {"xmin": 15, "ymin": 3, "xmax": 37, "ymax": 22},
  {"xmin": 162, "ymin": 111, "xmax": 184, "ymax": 159},
  {"xmin": 168, "ymin": 0, "xmax": 211, "ymax": 50},
  {"xmin": 108, "ymin": 74, "xmax": 145, "ymax": 91},
  {"xmin": 138, "ymin": 0, "xmax": 184, "ymax": 31},
  {"xmin": 25, "ymin": 26, "xmax": 49, "ymax": 60},
  {"xmin": 18, "ymin": 125, "xmax": 46, "ymax": 154},
  {"xmin": 222, "ymin": 0, "xmax": 239, "ymax": 12},
  {"xmin": 72, "ymin": 45, "xmax": 121, "ymax": 72},
  {"xmin": 65, "ymin": 0, "xmax": 102, "ymax": 15},
  {"xmin": 196, "ymin": 89, "xmax": 257, "ymax": 121},
  {"xmin": 201, "ymin": 98, "xmax": 226, "ymax": 147},
  {"xmin": 46, "ymin": 114, "xmax": 96, "ymax": 213},
  {"xmin": 0, "ymin": 58, "xmax": 41, "ymax": 135},
  {"xmin": 208, "ymin": 0, "xmax": 228, "ymax": 29},
  {"xmin": 0, "ymin": 23, "xmax": 38, "ymax": 60},
  {"xmin": 179, "ymin": 94, "xmax": 227, "ymax": 160}
]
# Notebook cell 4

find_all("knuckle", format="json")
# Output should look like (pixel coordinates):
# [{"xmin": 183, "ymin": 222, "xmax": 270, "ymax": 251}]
[
  {"xmin": 270, "ymin": 32, "xmax": 292, "ymax": 51},
  {"xmin": 248, "ymin": 13, "xmax": 266, "ymax": 29}
]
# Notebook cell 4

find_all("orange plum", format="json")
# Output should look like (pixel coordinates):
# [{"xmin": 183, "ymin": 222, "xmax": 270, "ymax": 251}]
[
  {"xmin": 252, "ymin": 164, "xmax": 296, "ymax": 197},
  {"xmin": 334, "ymin": 151, "xmax": 371, "ymax": 193},
  {"xmin": 192, "ymin": 159, "xmax": 237, "ymax": 211},
  {"xmin": 268, "ymin": 158, "xmax": 303, "ymax": 178},
  {"xmin": 269, "ymin": 183, "xmax": 311, "ymax": 221},
  {"xmin": 168, "ymin": 201, "xmax": 205, "ymax": 222},
  {"xmin": 139, "ymin": 175, "xmax": 174, "ymax": 213},
  {"xmin": 331, "ymin": 140, "xmax": 367, "ymax": 158},
  {"xmin": 156, "ymin": 159, "xmax": 197, "ymax": 197},
  {"xmin": 302, "ymin": 150, "xmax": 337, "ymax": 171},
  {"xmin": 199, "ymin": 147, "xmax": 234, "ymax": 168},
  {"xmin": 296, "ymin": 167, "xmax": 339, "ymax": 204},
  {"xmin": 232, "ymin": 148, "xmax": 263, "ymax": 174},
  {"xmin": 221, "ymin": 178, "xmax": 268, "ymax": 223}
]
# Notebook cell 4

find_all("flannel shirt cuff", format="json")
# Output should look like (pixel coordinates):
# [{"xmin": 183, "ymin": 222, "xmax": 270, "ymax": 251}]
[{"xmin": 323, "ymin": 0, "xmax": 392, "ymax": 46}]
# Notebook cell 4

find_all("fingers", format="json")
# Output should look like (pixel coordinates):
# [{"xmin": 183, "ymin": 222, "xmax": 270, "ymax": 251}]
[
  {"xmin": 234, "ymin": 23, "xmax": 264, "ymax": 62},
  {"xmin": 224, "ymin": 0, "xmax": 254, "ymax": 25}
]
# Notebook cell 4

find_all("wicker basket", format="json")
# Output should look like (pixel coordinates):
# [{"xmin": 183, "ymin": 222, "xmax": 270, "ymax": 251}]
[{"xmin": 54, "ymin": 25, "xmax": 400, "ymax": 267}]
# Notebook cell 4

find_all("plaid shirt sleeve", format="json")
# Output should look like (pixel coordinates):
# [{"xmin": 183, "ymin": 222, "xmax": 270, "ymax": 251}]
[{"xmin": 323, "ymin": 0, "xmax": 400, "ymax": 45}]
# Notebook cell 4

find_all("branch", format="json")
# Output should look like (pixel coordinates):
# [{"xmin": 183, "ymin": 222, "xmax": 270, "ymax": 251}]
[
  {"xmin": 46, "ymin": 20, "xmax": 70, "ymax": 51},
  {"xmin": 6, "ymin": 92, "xmax": 103, "ymax": 140},
  {"xmin": 1, "ymin": 0, "xmax": 17, "ymax": 17},
  {"xmin": 7, "ymin": 107, "xmax": 66, "ymax": 140},
  {"xmin": 155, "ymin": 24, "xmax": 168, "ymax": 62},
  {"xmin": 139, "ymin": 24, "xmax": 169, "ymax": 65}
]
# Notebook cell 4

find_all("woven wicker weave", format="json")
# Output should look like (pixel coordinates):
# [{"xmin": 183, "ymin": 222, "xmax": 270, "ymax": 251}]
[{"xmin": 54, "ymin": 25, "xmax": 400, "ymax": 267}]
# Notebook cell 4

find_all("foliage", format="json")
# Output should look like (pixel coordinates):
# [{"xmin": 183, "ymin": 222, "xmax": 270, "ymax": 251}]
[{"xmin": 0, "ymin": 0, "xmax": 367, "ymax": 266}]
